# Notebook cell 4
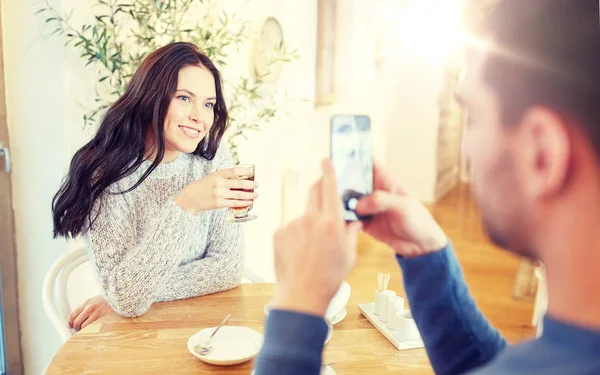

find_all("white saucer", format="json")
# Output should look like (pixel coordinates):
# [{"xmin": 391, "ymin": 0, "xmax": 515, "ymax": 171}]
[
  {"xmin": 264, "ymin": 303, "xmax": 348, "ymax": 325},
  {"xmin": 329, "ymin": 308, "xmax": 347, "ymax": 325},
  {"xmin": 252, "ymin": 366, "xmax": 336, "ymax": 375},
  {"xmin": 187, "ymin": 326, "xmax": 263, "ymax": 366}
]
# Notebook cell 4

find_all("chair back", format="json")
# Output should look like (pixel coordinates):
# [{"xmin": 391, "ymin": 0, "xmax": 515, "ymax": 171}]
[{"xmin": 42, "ymin": 247, "xmax": 90, "ymax": 342}]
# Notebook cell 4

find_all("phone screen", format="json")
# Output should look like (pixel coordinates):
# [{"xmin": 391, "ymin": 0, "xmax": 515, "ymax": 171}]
[{"xmin": 330, "ymin": 115, "xmax": 373, "ymax": 221}]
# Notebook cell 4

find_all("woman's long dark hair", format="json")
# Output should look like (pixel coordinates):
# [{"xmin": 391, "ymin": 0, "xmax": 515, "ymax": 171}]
[{"xmin": 52, "ymin": 42, "xmax": 228, "ymax": 238}]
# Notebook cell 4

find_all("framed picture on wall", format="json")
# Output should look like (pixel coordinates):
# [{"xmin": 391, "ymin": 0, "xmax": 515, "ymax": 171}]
[{"xmin": 315, "ymin": 0, "xmax": 337, "ymax": 107}]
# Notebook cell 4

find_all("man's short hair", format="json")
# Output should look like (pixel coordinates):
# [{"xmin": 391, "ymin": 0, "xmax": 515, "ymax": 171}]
[{"xmin": 481, "ymin": 0, "xmax": 600, "ymax": 155}]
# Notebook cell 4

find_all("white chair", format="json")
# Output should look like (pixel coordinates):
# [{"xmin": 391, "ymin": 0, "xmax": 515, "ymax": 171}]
[
  {"xmin": 42, "ymin": 247, "xmax": 90, "ymax": 343},
  {"xmin": 243, "ymin": 268, "xmax": 266, "ymax": 283}
]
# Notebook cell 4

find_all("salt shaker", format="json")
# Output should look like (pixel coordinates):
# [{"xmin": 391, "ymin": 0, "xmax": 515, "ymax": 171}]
[
  {"xmin": 379, "ymin": 290, "xmax": 396, "ymax": 323},
  {"xmin": 386, "ymin": 296, "xmax": 405, "ymax": 330}
]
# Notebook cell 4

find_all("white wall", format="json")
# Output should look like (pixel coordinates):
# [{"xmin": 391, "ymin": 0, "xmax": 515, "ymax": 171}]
[
  {"xmin": 2, "ymin": 0, "xmax": 70, "ymax": 373},
  {"xmin": 372, "ymin": 0, "xmax": 464, "ymax": 203},
  {"xmin": 379, "ymin": 53, "xmax": 444, "ymax": 203}
]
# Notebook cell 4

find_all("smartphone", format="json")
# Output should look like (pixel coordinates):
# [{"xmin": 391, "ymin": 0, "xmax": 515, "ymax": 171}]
[{"xmin": 330, "ymin": 115, "xmax": 374, "ymax": 221}]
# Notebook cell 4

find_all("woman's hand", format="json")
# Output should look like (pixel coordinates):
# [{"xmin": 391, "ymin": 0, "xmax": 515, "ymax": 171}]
[
  {"xmin": 175, "ymin": 166, "xmax": 258, "ymax": 214},
  {"xmin": 68, "ymin": 295, "xmax": 112, "ymax": 331}
]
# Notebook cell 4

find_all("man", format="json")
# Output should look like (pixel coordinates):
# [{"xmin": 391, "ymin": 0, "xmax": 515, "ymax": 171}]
[{"xmin": 254, "ymin": 1, "xmax": 600, "ymax": 374}]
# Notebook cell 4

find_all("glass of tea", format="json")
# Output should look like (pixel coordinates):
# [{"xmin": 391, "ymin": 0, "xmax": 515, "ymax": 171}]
[{"xmin": 225, "ymin": 164, "xmax": 257, "ymax": 223}]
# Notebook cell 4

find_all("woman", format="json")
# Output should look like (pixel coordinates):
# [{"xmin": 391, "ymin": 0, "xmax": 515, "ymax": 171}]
[{"xmin": 52, "ymin": 42, "xmax": 257, "ymax": 328}]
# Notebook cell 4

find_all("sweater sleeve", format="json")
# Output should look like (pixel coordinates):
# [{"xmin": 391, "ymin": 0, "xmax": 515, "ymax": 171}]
[
  {"xmin": 155, "ymin": 207, "xmax": 244, "ymax": 301},
  {"xmin": 398, "ymin": 244, "xmax": 507, "ymax": 375},
  {"xmin": 83, "ymin": 191, "xmax": 200, "ymax": 318},
  {"xmin": 154, "ymin": 145, "xmax": 245, "ymax": 301}
]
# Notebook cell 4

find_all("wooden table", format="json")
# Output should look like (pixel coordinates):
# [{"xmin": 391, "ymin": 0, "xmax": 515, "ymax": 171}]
[{"xmin": 46, "ymin": 283, "xmax": 433, "ymax": 374}]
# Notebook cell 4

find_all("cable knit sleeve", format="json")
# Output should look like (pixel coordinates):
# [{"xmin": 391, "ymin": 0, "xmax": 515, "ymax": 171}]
[
  {"xmin": 155, "ymin": 207, "xmax": 244, "ymax": 301},
  {"xmin": 154, "ymin": 146, "xmax": 245, "ymax": 301},
  {"xmin": 83, "ymin": 191, "xmax": 201, "ymax": 318}
]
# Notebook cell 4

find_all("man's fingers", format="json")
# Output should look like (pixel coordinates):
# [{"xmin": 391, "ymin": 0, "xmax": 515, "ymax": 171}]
[
  {"xmin": 372, "ymin": 161, "xmax": 390, "ymax": 191},
  {"xmin": 321, "ymin": 159, "xmax": 342, "ymax": 218},
  {"xmin": 355, "ymin": 190, "xmax": 400, "ymax": 215},
  {"xmin": 306, "ymin": 178, "xmax": 323, "ymax": 215},
  {"xmin": 373, "ymin": 161, "xmax": 408, "ymax": 195},
  {"xmin": 344, "ymin": 221, "xmax": 362, "ymax": 267},
  {"xmin": 346, "ymin": 221, "xmax": 363, "ymax": 246}
]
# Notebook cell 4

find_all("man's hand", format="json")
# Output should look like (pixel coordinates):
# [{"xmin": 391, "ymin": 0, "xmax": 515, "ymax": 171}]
[
  {"xmin": 271, "ymin": 159, "xmax": 362, "ymax": 317},
  {"xmin": 355, "ymin": 162, "xmax": 448, "ymax": 258}
]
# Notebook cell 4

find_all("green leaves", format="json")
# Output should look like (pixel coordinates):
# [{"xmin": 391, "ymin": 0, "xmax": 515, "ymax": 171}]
[{"xmin": 36, "ymin": 0, "xmax": 299, "ymax": 164}]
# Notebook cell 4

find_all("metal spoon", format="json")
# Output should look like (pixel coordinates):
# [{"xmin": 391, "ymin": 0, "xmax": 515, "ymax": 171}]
[{"xmin": 195, "ymin": 313, "xmax": 231, "ymax": 355}]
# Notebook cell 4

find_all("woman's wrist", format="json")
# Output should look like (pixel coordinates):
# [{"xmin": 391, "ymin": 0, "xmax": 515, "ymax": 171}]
[{"xmin": 174, "ymin": 189, "xmax": 198, "ymax": 215}]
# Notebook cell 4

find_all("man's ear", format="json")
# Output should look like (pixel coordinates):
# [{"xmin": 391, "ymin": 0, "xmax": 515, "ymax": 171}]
[{"xmin": 517, "ymin": 107, "xmax": 570, "ymax": 200}]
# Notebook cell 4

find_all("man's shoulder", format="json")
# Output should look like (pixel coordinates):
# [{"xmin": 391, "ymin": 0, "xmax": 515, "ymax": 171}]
[{"xmin": 469, "ymin": 339, "xmax": 600, "ymax": 375}]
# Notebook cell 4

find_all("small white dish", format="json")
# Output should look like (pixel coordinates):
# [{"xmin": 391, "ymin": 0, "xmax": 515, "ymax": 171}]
[
  {"xmin": 324, "ymin": 320, "xmax": 333, "ymax": 344},
  {"xmin": 187, "ymin": 326, "xmax": 263, "ymax": 366},
  {"xmin": 263, "ymin": 305, "xmax": 348, "ymax": 326},
  {"xmin": 252, "ymin": 365, "xmax": 336, "ymax": 375},
  {"xmin": 326, "ymin": 281, "xmax": 351, "ymax": 320},
  {"xmin": 394, "ymin": 310, "xmax": 420, "ymax": 342},
  {"xmin": 329, "ymin": 308, "xmax": 347, "ymax": 325}
]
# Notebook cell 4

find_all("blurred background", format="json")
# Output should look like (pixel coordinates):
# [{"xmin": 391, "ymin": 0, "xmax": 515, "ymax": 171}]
[{"xmin": 0, "ymin": 1, "xmax": 541, "ymax": 374}]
